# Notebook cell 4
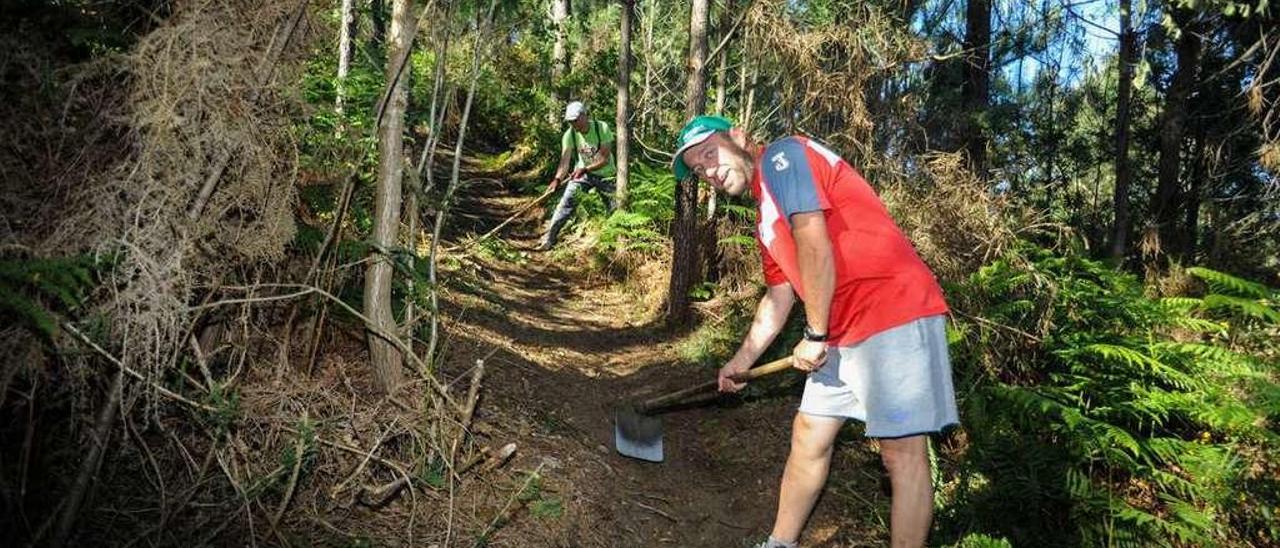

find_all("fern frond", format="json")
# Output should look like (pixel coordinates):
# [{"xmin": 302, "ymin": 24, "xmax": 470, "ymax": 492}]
[
  {"xmin": 1188, "ymin": 267, "xmax": 1274, "ymax": 299},
  {"xmin": 1203, "ymin": 294, "xmax": 1280, "ymax": 323}
]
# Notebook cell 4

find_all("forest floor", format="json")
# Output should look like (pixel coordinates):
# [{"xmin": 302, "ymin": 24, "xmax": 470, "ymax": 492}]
[{"xmin": 417, "ymin": 169, "xmax": 891, "ymax": 547}]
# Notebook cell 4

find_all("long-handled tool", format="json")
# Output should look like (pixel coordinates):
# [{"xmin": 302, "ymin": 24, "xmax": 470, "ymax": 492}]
[{"xmin": 614, "ymin": 357, "xmax": 793, "ymax": 462}]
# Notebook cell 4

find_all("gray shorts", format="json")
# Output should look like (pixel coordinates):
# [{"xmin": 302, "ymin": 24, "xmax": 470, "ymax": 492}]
[{"xmin": 798, "ymin": 315, "xmax": 960, "ymax": 438}]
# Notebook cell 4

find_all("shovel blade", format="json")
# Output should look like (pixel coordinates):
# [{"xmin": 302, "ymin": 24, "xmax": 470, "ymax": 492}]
[{"xmin": 614, "ymin": 406, "xmax": 664, "ymax": 462}]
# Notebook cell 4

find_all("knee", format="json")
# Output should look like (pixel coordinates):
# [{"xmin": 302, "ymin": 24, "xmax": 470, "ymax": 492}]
[
  {"xmin": 789, "ymin": 414, "xmax": 836, "ymax": 461},
  {"xmin": 879, "ymin": 437, "xmax": 928, "ymax": 478}
]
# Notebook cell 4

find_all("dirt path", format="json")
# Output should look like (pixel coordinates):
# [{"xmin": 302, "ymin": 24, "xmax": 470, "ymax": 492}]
[{"xmin": 434, "ymin": 183, "xmax": 887, "ymax": 547}]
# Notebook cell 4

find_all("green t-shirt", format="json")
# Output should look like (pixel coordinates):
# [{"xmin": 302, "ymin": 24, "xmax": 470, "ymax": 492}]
[{"xmin": 561, "ymin": 119, "xmax": 616, "ymax": 178}]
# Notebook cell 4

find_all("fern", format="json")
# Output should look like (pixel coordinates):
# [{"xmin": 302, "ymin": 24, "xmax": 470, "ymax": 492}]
[
  {"xmin": 0, "ymin": 254, "xmax": 105, "ymax": 340},
  {"xmin": 1203, "ymin": 294, "xmax": 1280, "ymax": 323},
  {"xmin": 941, "ymin": 245, "xmax": 1279, "ymax": 546},
  {"xmin": 1187, "ymin": 267, "xmax": 1275, "ymax": 300}
]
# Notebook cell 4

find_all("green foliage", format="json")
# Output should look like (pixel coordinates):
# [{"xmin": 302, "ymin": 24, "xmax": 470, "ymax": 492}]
[
  {"xmin": 592, "ymin": 161, "xmax": 675, "ymax": 254},
  {"xmin": 0, "ymin": 254, "xmax": 107, "ymax": 341},
  {"xmin": 678, "ymin": 305, "xmax": 749, "ymax": 367},
  {"xmin": 948, "ymin": 533, "xmax": 1013, "ymax": 548},
  {"xmin": 940, "ymin": 244, "xmax": 1280, "ymax": 546},
  {"xmin": 202, "ymin": 382, "xmax": 241, "ymax": 434},
  {"xmin": 418, "ymin": 456, "xmax": 448, "ymax": 490},
  {"xmin": 529, "ymin": 497, "xmax": 564, "ymax": 520},
  {"xmin": 282, "ymin": 417, "xmax": 318, "ymax": 474}
]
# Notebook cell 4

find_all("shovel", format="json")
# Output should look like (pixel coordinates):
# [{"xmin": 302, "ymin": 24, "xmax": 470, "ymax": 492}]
[{"xmin": 614, "ymin": 357, "xmax": 794, "ymax": 462}]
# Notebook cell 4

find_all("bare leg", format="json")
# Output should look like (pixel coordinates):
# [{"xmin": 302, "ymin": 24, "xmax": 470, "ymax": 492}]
[
  {"xmin": 880, "ymin": 435, "xmax": 933, "ymax": 548},
  {"xmin": 770, "ymin": 413, "xmax": 844, "ymax": 543}
]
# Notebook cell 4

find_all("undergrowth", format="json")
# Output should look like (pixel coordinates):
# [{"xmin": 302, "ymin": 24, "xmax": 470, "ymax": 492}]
[{"xmin": 939, "ymin": 243, "xmax": 1280, "ymax": 546}]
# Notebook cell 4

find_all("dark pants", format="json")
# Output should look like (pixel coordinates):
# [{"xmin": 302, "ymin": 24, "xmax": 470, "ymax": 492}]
[{"xmin": 543, "ymin": 173, "xmax": 616, "ymax": 246}]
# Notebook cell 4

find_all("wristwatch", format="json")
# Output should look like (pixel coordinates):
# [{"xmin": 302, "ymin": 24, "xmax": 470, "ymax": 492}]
[{"xmin": 803, "ymin": 325, "xmax": 828, "ymax": 342}]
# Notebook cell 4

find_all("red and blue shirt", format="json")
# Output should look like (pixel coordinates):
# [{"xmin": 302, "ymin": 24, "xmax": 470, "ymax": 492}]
[{"xmin": 752, "ymin": 136, "xmax": 949, "ymax": 346}]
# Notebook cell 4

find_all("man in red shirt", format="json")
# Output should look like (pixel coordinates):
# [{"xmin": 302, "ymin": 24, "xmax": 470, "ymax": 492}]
[{"xmin": 672, "ymin": 116, "xmax": 958, "ymax": 548}]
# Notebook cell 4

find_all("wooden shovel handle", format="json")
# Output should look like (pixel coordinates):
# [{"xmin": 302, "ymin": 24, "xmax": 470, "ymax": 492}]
[{"xmin": 636, "ymin": 356, "xmax": 793, "ymax": 414}]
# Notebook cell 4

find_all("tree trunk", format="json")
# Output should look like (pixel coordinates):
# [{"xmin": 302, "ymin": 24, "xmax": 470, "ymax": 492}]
[
  {"xmin": 415, "ymin": 1, "xmax": 456, "ymax": 195},
  {"xmin": 961, "ymin": 0, "xmax": 991, "ymax": 176},
  {"xmin": 615, "ymin": 0, "xmax": 634, "ymax": 210},
  {"xmin": 364, "ymin": 0, "xmax": 413, "ymax": 393},
  {"xmin": 1109, "ymin": 0, "xmax": 1136, "ymax": 260},
  {"xmin": 1153, "ymin": 13, "xmax": 1204, "ymax": 260},
  {"xmin": 742, "ymin": 62, "xmax": 757, "ymax": 131},
  {"xmin": 371, "ymin": 0, "xmax": 386, "ymax": 50},
  {"xmin": 708, "ymin": 1, "xmax": 730, "ymax": 219},
  {"xmin": 427, "ymin": 0, "xmax": 497, "ymax": 366},
  {"xmin": 1184, "ymin": 133, "xmax": 1208, "ymax": 260},
  {"xmin": 550, "ymin": 0, "xmax": 570, "ymax": 123},
  {"xmin": 50, "ymin": 369, "xmax": 124, "ymax": 548},
  {"xmin": 713, "ymin": 4, "xmax": 729, "ymax": 116},
  {"xmin": 640, "ymin": 0, "xmax": 656, "ymax": 134},
  {"xmin": 336, "ymin": 0, "xmax": 357, "ymax": 113},
  {"xmin": 667, "ymin": 0, "xmax": 710, "ymax": 327}
]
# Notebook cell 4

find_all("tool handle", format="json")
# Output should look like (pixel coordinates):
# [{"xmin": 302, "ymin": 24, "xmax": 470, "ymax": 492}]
[{"xmin": 636, "ymin": 356, "xmax": 792, "ymax": 414}]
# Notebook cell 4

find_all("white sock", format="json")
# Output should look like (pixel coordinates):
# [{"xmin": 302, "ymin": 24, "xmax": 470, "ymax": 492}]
[{"xmin": 763, "ymin": 537, "xmax": 797, "ymax": 548}]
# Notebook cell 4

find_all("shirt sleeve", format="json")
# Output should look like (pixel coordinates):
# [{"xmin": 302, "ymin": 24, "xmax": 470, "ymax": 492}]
[
  {"xmin": 598, "ymin": 121, "xmax": 615, "ymax": 144},
  {"xmin": 561, "ymin": 127, "xmax": 574, "ymax": 154},
  {"xmin": 758, "ymin": 236, "xmax": 788, "ymax": 286},
  {"xmin": 760, "ymin": 138, "xmax": 826, "ymax": 219}
]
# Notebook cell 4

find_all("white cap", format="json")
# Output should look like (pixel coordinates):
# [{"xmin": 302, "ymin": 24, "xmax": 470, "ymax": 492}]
[{"xmin": 564, "ymin": 101, "xmax": 585, "ymax": 121}]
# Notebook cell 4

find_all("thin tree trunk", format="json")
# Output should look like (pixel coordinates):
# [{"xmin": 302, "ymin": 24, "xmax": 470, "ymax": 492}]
[
  {"xmin": 1109, "ymin": 0, "xmax": 1136, "ymax": 260},
  {"xmin": 961, "ymin": 0, "xmax": 991, "ymax": 176},
  {"xmin": 708, "ymin": 2, "xmax": 731, "ymax": 219},
  {"xmin": 364, "ymin": 0, "xmax": 413, "ymax": 393},
  {"xmin": 743, "ymin": 62, "xmax": 757, "ymax": 132},
  {"xmin": 427, "ymin": 0, "xmax": 497, "ymax": 367},
  {"xmin": 416, "ymin": 1, "xmax": 457, "ymax": 197},
  {"xmin": 336, "ymin": 0, "xmax": 357, "ymax": 113},
  {"xmin": 713, "ymin": 7, "xmax": 728, "ymax": 116},
  {"xmin": 50, "ymin": 369, "xmax": 124, "ymax": 548},
  {"xmin": 1153, "ymin": 12, "xmax": 1204, "ymax": 260},
  {"xmin": 1184, "ymin": 133, "xmax": 1208, "ymax": 260},
  {"xmin": 406, "ymin": 1, "xmax": 456, "ymax": 344},
  {"xmin": 550, "ymin": 0, "xmax": 570, "ymax": 123},
  {"xmin": 640, "ymin": 0, "xmax": 656, "ymax": 134},
  {"xmin": 736, "ymin": 46, "xmax": 747, "ymax": 119},
  {"xmin": 667, "ymin": 0, "xmax": 710, "ymax": 327},
  {"xmin": 615, "ymin": 0, "xmax": 634, "ymax": 210}
]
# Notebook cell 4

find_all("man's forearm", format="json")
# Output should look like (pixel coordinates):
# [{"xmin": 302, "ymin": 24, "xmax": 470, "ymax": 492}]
[
  {"xmin": 554, "ymin": 152, "xmax": 572, "ymax": 179},
  {"xmin": 797, "ymin": 247, "xmax": 833, "ymax": 333},
  {"xmin": 732, "ymin": 284, "xmax": 795, "ymax": 364},
  {"xmin": 792, "ymin": 213, "xmax": 834, "ymax": 334},
  {"xmin": 580, "ymin": 145, "xmax": 612, "ymax": 173},
  {"xmin": 583, "ymin": 157, "xmax": 608, "ymax": 172}
]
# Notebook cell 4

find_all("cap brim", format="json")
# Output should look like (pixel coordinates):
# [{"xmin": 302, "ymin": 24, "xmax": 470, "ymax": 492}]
[{"xmin": 670, "ymin": 130, "xmax": 718, "ymax": 180}]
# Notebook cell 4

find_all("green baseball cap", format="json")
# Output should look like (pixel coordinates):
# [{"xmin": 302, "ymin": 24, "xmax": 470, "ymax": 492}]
[{"xmin": 672, "ymin": 115, "xmax": 734, "ymax": 181}]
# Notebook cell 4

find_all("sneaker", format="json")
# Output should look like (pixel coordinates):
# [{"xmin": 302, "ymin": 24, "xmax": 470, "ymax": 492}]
[{"xmin": 534, "ymin": 239, "xmax": 553, "ymax": 252}]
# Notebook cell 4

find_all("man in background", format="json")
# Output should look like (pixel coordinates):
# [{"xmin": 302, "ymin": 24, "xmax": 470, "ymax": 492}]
[{"xmin": 538, "ymin": 100, "xmax": 616, "ymax": 251}]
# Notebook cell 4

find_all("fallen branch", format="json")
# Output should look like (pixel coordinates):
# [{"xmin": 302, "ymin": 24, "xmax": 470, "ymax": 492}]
[
  {"xmin": 635, "ymin": 501, "xmax": 678, "ymax": 523},
  {"xmin": 270, "ymin": 411, "xmax": 309, "ymax": 529},
  {"xmin": 445, "ymin": 187, "xmax": 555, "ymax": 253},
  {"xmin": 332, "ymin": 417, "xmax": 399, "ymax": 499},
  {"xmin": 190, "ymin": 284, "xmax": 460, "ymax": 411},
  {"xmin": 187, "ymin": 0, "xmax": 309, "ymax": 220},
  {"xmin": 62, "ymin": 323, "xmax": 217, "ymax": 413},
  {"xmin": 50, "ymin": 369, "xmax": 124, "ymax": 548},
  {"xmin": 951, "ymin": 310, "xmax": 1044, "ymax": 343},
  {"xmin": 472, "ymin": 460, "xmax": 544, "ymax": 548}
]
